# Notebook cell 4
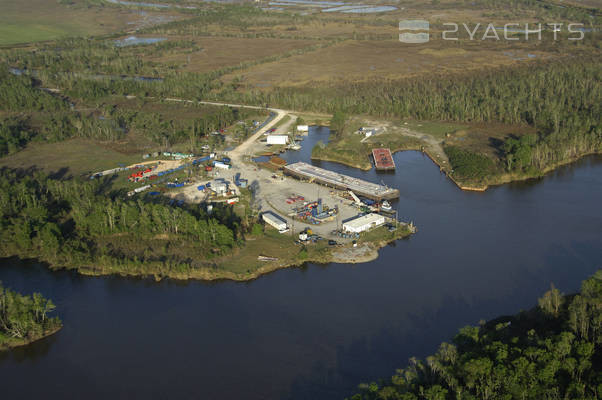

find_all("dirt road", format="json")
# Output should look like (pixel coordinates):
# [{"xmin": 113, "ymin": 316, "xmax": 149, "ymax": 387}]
[{"xmin": 228, "ymin": 108, "xmax": 287, "ymax": 162}]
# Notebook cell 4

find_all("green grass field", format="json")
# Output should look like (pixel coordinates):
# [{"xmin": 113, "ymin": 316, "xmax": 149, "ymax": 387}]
[
  {"xmin": 0, "ymin": 137, "xmax": 142, "ymax": 177},
  {"xmin": 0, "ymin": 0, "xmax": 170, "ymax": 45}
]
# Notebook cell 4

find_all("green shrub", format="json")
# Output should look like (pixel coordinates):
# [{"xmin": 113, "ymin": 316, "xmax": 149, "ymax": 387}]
[{"xmin": 444, "ymin": 145, "xmax": 496, "ymax": 181}]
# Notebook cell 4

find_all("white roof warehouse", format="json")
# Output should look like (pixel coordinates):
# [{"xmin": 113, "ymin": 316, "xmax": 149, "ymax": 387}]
[
  {"xmin": 342, "ymin": 213, "xmax": 385, "ymax": 233},
  {"xmin": 262, "ymin": 211, "xmax": 288, "ymax": 232}
]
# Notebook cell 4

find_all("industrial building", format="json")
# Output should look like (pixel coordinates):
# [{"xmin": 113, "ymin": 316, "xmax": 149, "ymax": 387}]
[
  {"xmin": 284, "ymin": 162, "xmax": 399, "ymax": 200},
  {"xmin": 262, "ymin": 211, "xmax": 289, "ymax": 233},
  {"xmin": 343, "ymin": 213, "xmax": 385, "ymax": 233},
  {"xmin": 267, "ymin": 135, "xmax": 289, "ymax": 145},
  {"xmin": 212, "ymin": 182, "xmax": 228, "ymax": 195}
]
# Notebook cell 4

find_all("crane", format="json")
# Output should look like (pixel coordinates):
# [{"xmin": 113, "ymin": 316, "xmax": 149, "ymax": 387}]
[{"xmin": 348, "ymin": 190, "xmax": 361, "ymax": 206}]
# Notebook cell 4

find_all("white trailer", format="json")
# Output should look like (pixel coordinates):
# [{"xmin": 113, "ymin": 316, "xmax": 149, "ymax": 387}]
[
  {"xmin": 267, "ymin": 135, "xmax": 289, "ymax": 145},
  {"xmin": 90, "ymin": 166, "xmax": 127, "ymax": 179},
  {"xmin": 214, "ymin": 161, "xmax": 231, "ymax": 169},
  {"xmin": 127, "ymin": 184, "xmax": 152, "ymax": 197},
  {"xmin": 134, "ymin": 184, "xmax": 151, "ymax": 193},
  {"xmin": 262, "ymin": 212, "xmax": 288, "ymax": 233}
]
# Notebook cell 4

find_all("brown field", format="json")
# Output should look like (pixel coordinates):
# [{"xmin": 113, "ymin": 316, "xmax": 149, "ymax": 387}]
[
  {"xmin": 222, "ymin": 39, "xmax": 552, "ymax": 87},
  {"xmin": 147, "ymin": 36, "xmax": 319, "ymax": 73},
  {"xmin": 547, "ymin": 0, "xmax": 602, "ymax": 9},
  {"xmin": 164, "ymin": 8, "xmax": 527, "ymax": 42},
  {"xmin": 164, "ymin": 19, "xmax": 395, "ymax": 41}
]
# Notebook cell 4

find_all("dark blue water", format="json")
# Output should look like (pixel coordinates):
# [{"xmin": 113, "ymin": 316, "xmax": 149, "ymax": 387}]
[{"xmin": 1, "ymin": 130, "xmax": 601, "ymax": 399}]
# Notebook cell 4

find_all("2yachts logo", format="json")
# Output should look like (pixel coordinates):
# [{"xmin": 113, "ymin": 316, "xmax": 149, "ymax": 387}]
[
  {"xmin": 399, "ymin": 20, "xmax": 587, "ymax": 43},
  {"xmin": 399, "ymin": 20, "xmax": 430, "ymax": 43}
]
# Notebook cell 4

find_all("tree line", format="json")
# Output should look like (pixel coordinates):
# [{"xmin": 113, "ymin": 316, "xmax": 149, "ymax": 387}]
[
  {"xmin": 350, "ymin": 271, "xmax": 602, "ymax": 400},
  {"xmin": 0, "ymin": 66, "xmax": 258, "ymax": 152},
  {"xmin": 0, "ymin": 68, "xmax": 67, "ymax": 112},
  {"xmin": 2, "ymin": 37, "xmax": 198, "ymax": 78},
  {"xmin": 0, "ymin": 282, "xmax": 61, "ymax": 349},
  {"xmin": 0, "ymin": 169, "xmax": 242, "ymax": 276},
  {"xmin": 230, "ymin": 58, "xmax": 600, "ymax": 174}
]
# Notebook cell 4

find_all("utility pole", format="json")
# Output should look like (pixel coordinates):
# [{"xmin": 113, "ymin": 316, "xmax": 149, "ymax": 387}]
[{"xmin": 336, "ymin": 205, "xmax": 340, "ymax": 232}]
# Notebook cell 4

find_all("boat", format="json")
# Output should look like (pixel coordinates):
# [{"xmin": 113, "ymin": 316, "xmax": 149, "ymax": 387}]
[
  {"xmin": 287, "ymin": 141, "xmax": 301, "ymax": 150},
  {"xmin": 381, "ymin": 200, "xmax": 393, "ymax": 212}
]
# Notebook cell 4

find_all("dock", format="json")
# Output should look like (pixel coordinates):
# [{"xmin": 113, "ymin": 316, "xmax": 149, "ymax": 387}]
[
  {"xmin": 284, "ymin": 162, "xmax": 399, "ymax": 200},
  {"xmin": 372, "ymin": 148, "xmax": 395, "ymax": 171}
]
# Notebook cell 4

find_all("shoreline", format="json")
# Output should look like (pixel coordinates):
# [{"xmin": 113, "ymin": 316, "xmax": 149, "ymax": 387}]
[
  {"xmin": 0, "ymin": 227, "xmax": 413, "ymax": 283},
  {"xmin": 310, "ymin": 154, "xmax": 372, "ymax": 171},
  {"xmin": 0, "ymin": 325, "xmax": 62, "ymax": 351},
  {"xmin": 444, "ymin": 150, "xmax": 602, "ymax": 191},
  {"xmin": 312, "ymin": 144, "xmax": 601, "ymax": 192}
]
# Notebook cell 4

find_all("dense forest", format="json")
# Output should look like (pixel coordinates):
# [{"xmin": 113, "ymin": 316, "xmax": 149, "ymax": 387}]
[
  {"xmin": 350, "ymin": 271, "xmax": 602, "ymax": 400},
  {"xmin": 0, "ymin": 282, "xmax": 62, "ymax": 350},
  {"xmin": 0, "ymin": 169, "xmax": 243, "ymax": 277},
  {"xmin": 0, "ymin": 68, "xmax": 67, "ymax": 112},
  {"xmin": 0, "ymin": 67, "xmax": 255, "ymax": 151},
  {"xmin": 0, "ymin": 117, "xmax": 34, "ymax": 156}
]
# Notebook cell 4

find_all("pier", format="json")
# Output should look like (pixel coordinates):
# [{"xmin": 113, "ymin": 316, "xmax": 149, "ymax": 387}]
[{"xmin": 284, "ymin": 162, "xmax": 399, "ymax": 200}]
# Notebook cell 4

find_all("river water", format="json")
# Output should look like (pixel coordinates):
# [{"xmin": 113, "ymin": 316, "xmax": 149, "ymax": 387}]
[{"xmin": 1, "ymin": 127, "xmax": 601, "ymax": 399}]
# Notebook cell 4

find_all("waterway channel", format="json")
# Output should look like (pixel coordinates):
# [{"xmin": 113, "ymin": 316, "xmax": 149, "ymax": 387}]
[{"xmin": 1, "ymin": 127, "xmax": 601, "ymax": 399}]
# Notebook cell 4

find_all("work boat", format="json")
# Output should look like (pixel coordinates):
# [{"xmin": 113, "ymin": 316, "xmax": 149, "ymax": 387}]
[{"xmin": 381, "ymin": 200, "xmax": 393, "ymax": 212}]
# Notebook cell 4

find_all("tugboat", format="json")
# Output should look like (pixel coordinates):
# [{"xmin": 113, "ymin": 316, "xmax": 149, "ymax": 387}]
[{"xmin": 380, "ymin": 200, "xmax": 393, "ymax": 212}]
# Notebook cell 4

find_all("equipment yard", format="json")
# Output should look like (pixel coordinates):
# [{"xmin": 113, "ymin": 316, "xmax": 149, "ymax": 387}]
[{"xmin": 82, "ymin": 100, "xmax": 408, "ymax": 243}]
